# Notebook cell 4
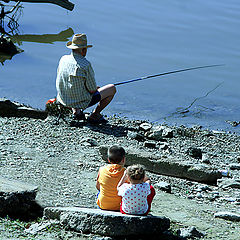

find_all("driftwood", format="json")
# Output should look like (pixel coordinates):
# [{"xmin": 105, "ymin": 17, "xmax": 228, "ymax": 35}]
[{"xmin": 4, "ymin": 0, "xmax": 74, "ymax": 11}]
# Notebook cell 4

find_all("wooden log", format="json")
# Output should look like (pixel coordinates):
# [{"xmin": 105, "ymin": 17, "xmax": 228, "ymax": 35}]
[{"xmin": 8, "ymin": 0, "xmax": 74, "ymax": 11}]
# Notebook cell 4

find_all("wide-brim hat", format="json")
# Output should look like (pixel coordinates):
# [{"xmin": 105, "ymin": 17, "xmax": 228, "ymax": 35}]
[{"xmin": 66, "ymin": 33, "xmax": 93, "ymax": 49}]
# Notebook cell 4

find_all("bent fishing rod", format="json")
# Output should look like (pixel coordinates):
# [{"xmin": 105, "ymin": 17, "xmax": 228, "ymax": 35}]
[{"xmin": 114, "ymin": 64, "xmax": 224, "ymax": 86}]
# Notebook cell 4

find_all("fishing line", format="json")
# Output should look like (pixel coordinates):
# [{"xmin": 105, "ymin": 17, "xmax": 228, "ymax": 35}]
[{"xmin": 114, "ymin": 64, "xmax": 224, "ymax": 86}]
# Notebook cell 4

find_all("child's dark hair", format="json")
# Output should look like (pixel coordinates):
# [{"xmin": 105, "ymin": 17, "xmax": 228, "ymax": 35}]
[
  {"xmin": 108, "ymin": 145, "xmax": 125, "ymax": 164},
  {"xmin": 127, "ymin": 164, "xmax": 145, "ymax": 181}
]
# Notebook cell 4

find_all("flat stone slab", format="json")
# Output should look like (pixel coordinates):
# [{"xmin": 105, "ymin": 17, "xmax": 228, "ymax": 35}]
[
  {"xmin": 99, "ymin": 146, "xmax": 222, "ymax": 184},
  {"xmin": 44, "ymin": 207, "xmax": 170, "ymax": 237},
  {"xmin": 0, "ymin": 98, "xmax": 47, "ymax": 119},
  {"xmin": 0, "ymin": 177, "xmax": 38, "ymax": 216}
]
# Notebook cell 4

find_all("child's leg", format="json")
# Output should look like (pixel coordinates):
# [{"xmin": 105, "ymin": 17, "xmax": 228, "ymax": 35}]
[{"xmin": 145, "ymin": 185, "xmax": 156, "ymax": 215}]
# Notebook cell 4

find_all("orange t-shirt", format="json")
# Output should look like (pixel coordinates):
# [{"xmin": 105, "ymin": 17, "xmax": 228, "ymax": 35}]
[{"xmin": 97, "ymin": 164, "xmax": 125, "ymax": 210}]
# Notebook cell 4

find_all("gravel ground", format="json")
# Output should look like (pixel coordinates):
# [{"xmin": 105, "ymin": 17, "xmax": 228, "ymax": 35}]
[{"xmin": 0, "ymin": 114, "xmax": 239, "ymax": 239}]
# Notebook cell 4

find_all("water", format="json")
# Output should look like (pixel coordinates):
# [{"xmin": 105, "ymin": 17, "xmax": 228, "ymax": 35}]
[{"xmin": 1, "ymin": 0, "xmax": 239, "ymax": 133}]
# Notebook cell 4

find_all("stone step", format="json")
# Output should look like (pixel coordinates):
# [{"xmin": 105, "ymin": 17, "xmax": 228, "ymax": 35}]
[
  {"xmin": 99, "ymin": 146, "xmax": 222, "ymax": 184},
  {"xmin": 44, "ymin": 207, "xmax": 170, "ymax": 237},
  {"xmin": 0, "ymin": 177, "xmax": 38, "ymax": 217}
]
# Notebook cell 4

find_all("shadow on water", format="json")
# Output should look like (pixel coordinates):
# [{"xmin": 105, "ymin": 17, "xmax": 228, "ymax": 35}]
[
  {"xmin": 11, "ymin": 27, "xmax": 74, "ymax": 45},
  {"xmin": 0, "ymin": 1, "xmax": 74, "ymax": 64}
]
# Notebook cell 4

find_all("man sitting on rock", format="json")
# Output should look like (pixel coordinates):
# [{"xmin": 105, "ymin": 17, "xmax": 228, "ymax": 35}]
[
  {"xmin": 96, "ymin": 145, "xmax": 126, "ymax": 210},
  {"xmin": 56, "ymin": 33, "xmax": 116, "ymax": 123}
]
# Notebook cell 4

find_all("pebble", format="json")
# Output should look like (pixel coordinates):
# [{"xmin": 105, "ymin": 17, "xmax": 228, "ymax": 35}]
[
  {"xmin": 229, "ymin": 164, "xmax": 240, "ymax": 170},
  {"xmin": 196, "ymin": 193, "xmax": 203, "ymax": 199},
  {"xmin": 127, "ymin": 131, "xmax": 145, "ymax": 141},
  {"xmin": 186, "ymin": 147, "xmax": 202, "ymax": 159},
  {"xmin": 159, "ymin": 143, "xmax": 169, "ymax": 150},
  {"xmin": 196, "ymin": 185, "xmax": 212, "ymax": 192},
  {"xmin": 177, "ymin": 226, "xmax": 204, "ymax": 239},
  {"xmin": 139, "ymin": 122, "xmax": 152, "ymax": 132},
  {"xmin": 143, "ymin": 141, "xmax": 156, "ymax": 148}
]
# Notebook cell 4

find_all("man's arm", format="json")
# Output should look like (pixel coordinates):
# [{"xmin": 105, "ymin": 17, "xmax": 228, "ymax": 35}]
[{"xmin": 86, "ymin": 63, "xmax": 98, "ymax": 93}]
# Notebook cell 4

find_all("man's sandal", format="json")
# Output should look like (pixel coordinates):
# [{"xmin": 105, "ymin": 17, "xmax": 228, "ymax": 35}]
[
  {"xmin": 72, "ymin": 111, "xmax": 85, "ymax": 121},
  {"xmin": 87, "ymin": 116, "xmax": 108, "ymax": 124}
]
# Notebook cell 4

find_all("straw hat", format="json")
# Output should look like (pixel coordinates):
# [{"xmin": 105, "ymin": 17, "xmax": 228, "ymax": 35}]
[{"xmin": 66, "ymin": 34, "xmax": 93, "ymax": 49}]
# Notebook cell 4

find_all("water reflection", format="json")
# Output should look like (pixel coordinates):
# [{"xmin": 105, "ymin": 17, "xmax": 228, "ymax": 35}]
[
  {"xmin": 11, "ymin": 28, "xmax": 74, "ymax": 45},
  {"xmin": 0, "ymin": 1, "xmax": 74, "ymax": 64}
]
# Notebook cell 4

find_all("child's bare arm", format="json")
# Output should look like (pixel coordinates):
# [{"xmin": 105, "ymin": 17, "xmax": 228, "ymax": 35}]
[
  {"xmin": 96, "ymin": 170, "xmax": 100, "ymax": 190},
  {"xmin": 144, "ymin": 175, "xmax": 151, "ymax": 184},
  {"xmin": 117, "ymin": 170, "xmax": 128, "ymax": 190}
]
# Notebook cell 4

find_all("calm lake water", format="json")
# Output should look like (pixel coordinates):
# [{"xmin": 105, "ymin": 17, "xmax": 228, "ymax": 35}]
[{"xmin": 1, "ymin": 0, "xmax": 239, "ymax": 133}]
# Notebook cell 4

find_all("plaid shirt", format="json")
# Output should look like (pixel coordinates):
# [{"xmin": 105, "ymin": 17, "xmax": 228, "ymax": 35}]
[{"xmin": 56, "ymin": 52, "xmax": 97, "ymax": 109}]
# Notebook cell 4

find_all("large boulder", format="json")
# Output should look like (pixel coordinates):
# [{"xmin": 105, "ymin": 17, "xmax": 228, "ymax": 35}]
[
  {"xmin": 0, "ymin": 177, "xmax": 40, "ymax": 218},
  {"xmin": 0, "ymin": 98, "xmax": 47, "ymax": 119},
  {"xmin": 44, "ymin": 207, "xmax": 170, "ymax": 237},
  {"xmin": 99, "ymin": 146, "xmax": 222, "ymax": 184}
]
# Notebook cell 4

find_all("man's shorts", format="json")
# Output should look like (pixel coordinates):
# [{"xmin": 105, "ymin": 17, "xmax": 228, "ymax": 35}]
[{"xmin": 88, "ymin": 91, "xmax": 101, "ymax": 107}]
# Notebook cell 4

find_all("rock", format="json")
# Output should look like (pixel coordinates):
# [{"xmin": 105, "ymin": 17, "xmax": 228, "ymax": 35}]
[
  {"xmin": 215, "ymin": 211, "xmax": 240, "ymax": 222},
  {"xmin": 24, "ymin": 220, "xmax": 59, "ymax": 234},
  {"xmin": 218, "ymin": 179, "xmax": 240, "ymax": 189},
  {"xmin": 177, "ymin": 226, "xmax": 204, "ymax": 239},
  {"xmin": 0, "ymin": 177, "xmax": 40, "ymax": 217},
  {"xmin": 0, "ymin": 35, "xmax": 23, "ymax": 56},
  {"xmin": 80, "ymin": 138, "xmax": 98, "ymax": 147},
  {"xmin": 127, "ymin": 131, "xmax": 145, "ymax": 141},
  {"xmin": 196, "ymin": 193, "xmax": 203, "ymax": 199},
  {"xmin": 196, "ymin": 185, "xmax": 212, "ymax": 192},
  {"xmin": 229, "ymin": 164, "xmax": 240, "ymax": 170},
  {"xmin": 223, "ymin": 182, "xmax": 240, "ymax": 189},
  {"xmin": 44, "ymin": 207, "xmax": 170, "ymax": 237},
  {"xmin": 99, "ymin": 146, "xmax": 222, "ymax": 184},
  {"xmin": 156, "ymin": 181, "xmax": 171, "ymax": 193},
  {"xmin": 186, "ymin": 147, "xmax": 202, "ymax": 159},
  {"xmin": 92, "ymin": 237, "xmax": 113, "ymax": 240},
  {"xmin": 148, "ymin": 126, "xmax": 174, "ymax": 140},
  {"xmin": 202, "ymin": 154, "xmax": 211, "ymax": 164},
  {"xmin": 220, "ymin": 197, "xmax": 236, "ymax": 203},
  {"xmin": 0, "ymin": 98, "xmax": 47, "ymax": 119},
  {"xmin": 139, "ymin": 123, "xmax": 152, "ymax": 131},
  {"xmin": 144, "ymin": 141, "xmax": 156, "ymax": 148},
  {"xmin": 159, "ymin": 143, "xmax": 169, "ymax": 150}
]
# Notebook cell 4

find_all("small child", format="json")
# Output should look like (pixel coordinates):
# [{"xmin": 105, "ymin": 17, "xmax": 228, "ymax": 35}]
[
  {"xmin": 96, "ymin": 145, "xmax": 126, "ymax": 210},
  {"xmin": 117, "ymin": 164, "xmax": 155, "ymax": 215}
]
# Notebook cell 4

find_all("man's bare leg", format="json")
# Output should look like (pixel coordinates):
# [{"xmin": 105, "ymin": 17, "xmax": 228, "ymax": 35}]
[{"xmin": 89, "ymin": 84, "xmax": 116, "ymax": 120}]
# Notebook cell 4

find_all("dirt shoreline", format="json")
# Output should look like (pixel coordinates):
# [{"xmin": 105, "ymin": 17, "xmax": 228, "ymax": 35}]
[{"xmin": 0, "ymin": 113, "xmax": 239, "ymax": 239}]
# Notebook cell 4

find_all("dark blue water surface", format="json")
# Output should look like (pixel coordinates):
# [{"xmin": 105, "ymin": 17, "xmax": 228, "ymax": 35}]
[{"xmin": 1, "ymin": 0, "xmax": 239, "ymax": 133}]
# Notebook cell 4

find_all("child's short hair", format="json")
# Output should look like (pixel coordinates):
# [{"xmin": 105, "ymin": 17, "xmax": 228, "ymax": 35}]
[
  {"xmin": 127, "ymin": 164, "xmax": 145, "ymax": 181},
  {"xmin": 108, "ymin": 145, "xmax": 125, "ymax": 164}
]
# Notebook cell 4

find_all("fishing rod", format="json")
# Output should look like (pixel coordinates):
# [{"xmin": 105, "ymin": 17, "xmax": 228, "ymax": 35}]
[{"xmin": 114, "ymin": 64, "xmax": 224, "ymax": 86}]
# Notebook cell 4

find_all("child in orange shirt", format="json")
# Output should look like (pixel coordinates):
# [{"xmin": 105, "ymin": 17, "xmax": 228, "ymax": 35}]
[{"xmin": 96, "ymin": 145, "xmax": 126, "ymax": 210}]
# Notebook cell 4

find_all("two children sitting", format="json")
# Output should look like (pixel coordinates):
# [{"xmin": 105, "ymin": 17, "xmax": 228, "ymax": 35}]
[{"xmin": 96, "ymin": 145, "xmax": 155, "ymax": 215}]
